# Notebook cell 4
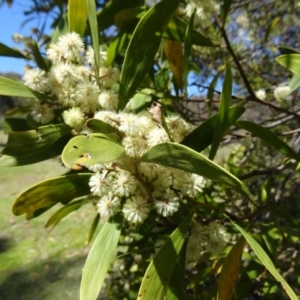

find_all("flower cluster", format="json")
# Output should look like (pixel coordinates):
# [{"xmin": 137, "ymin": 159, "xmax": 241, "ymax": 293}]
[
  {"xmin": 186, "ymin": 222, "xmax": 227, "ymax": 261},
  {"xmin": 23, "ymin": 32, "xmax": 206, "ymax": 224},
  {"xmin": 184, "ymin": 0, "xmax": 220, "ymax": 27}
]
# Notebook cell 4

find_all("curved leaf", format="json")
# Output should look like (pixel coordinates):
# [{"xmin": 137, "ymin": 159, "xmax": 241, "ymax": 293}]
[
  {"xmin": 62, "ymin": 133, "xmax": 124, "ymax": 170},
  {"xmin": 236, "ymin": 121, "xmax": 300, "ymax": 161},
  {"xmin": 86, "ymin": 119, "xmax": 120, "ymax": 134},
  {"xmin": 119, "ymin": 0, "xmax": 180, "ymax": 109},
  {"xmin": 231, "ymin": 221, "xmax": 298, "ymax": 300},
  {"xmin": 276, "ymin": 54, "xmax": 300, "ymax": 76},
  {"xmin": 181, "ymin": 106, "xmax": 245, "ymax": 152},
  {"xmin": 217, "ymin": 237, "xmax": 245, "ymax": 300},
  {"xmin": 68, "ymin": 0, "xmax": 87, "ymax": 36},
  {"xmin": 1, "ymin": 123, "xmax": 71, "ymax": 156},
  {"xmin": 0, "ymin": 76, "xmax": 45, "ymax": 98},
  {"xmin": 12, "ymin": 173, "xmax": 92, "ymax": 217},
  {"xmin": 86, "ymin": 0, "xmax": 100, "ymax": 82},
  {"xmin": 0, "ymin": 42, "xmax": 27, "ymax": 58},
  {"xmin": 138, "ymin": 211, "xmax": 193, "ymax": 299},
  {"xmin": 209, "ymin": 66, "xmax": 232, "ymax": 160},
  {"xmin": 80, "ymin": 215, "xmax": 122, "ymax": 300},
  {"xmin": 87, "ymin": 213, "xmax": 100, "ymax": 244},
  {"xmin": 45, "ymin": 198, "xmax": 91, "ymax": 230},
  {"xmin": 139, "ymin": 142, "xmax": 250, "ymax": 197},
  {"xmin": 30, "ymin": 40, "xmax": 49, "ymax": 71}
]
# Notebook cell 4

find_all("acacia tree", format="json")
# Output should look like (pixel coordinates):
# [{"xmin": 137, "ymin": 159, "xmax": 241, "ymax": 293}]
[{"xmin": 0, "ymin": 0, "xmax": 300, "ymax": 299}]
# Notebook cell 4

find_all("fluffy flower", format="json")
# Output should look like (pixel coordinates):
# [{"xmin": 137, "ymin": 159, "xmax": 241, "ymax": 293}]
[
  {"xmin": 112, "ymin": 171, "xmax": 138, "ymax": 197},
  {"xmin": 154, "ymin": 189, "xmax": 179, "ymax": 217},
  {"xmin": 274, "ymin": 85, "xmax": 291, "ymax": 101},
  {"xmin": 99, "ymin": 66, "xmax": 120, "ymax": 87},
  {"xmin": 97, "ymin": 192, "xmax": 120, "ymax": 217},
  {"xmin": 98, "ymin": 90, "xmax": 118, "ymax": 111},
  {"xmin": 62, "ymin": 107, "xmax": 85, "ymax": 129},
  {"xmin": 122, "ymin": 196, "xmax": 150, "ymax": 223},
  {"xmin": 89, "ymin": 172, "xmax": 113, "ymax": 197},
  {"xmin": 181, "ymin": 173, "xmax": 206, "ymax": 197},
  {"xmin": 57, "ymin": 32, "xmax": 84, "ymax": 62},
  {"xmin": 30, "ymin": 102, "xmax": 55, "ymax": 124},
  {"xmin": 77, "ymin": 81, "xmax": 100, "ymax": 113},
  {"xmin": 255, "ymin": 89, "xmax": 266, "ymax": 100},
  {"xmin": 122, "ymin": 136, "xmax": 148, "ymax": 159},
  {"xmin": 23, "ymin": 68, "xmax": 48, "ymax": 92}
]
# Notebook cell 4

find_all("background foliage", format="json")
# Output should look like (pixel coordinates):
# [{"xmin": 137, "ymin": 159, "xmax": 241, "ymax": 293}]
[{"xmin": 1, "ymin": 0, "xmax": 300, "ymax": 299}]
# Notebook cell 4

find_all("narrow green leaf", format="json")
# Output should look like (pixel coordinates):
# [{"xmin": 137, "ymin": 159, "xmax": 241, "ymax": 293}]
[
  {"xmin": 61, "ymin": 133, "xmax": 124, "ymax": 169},
  {"xmin": 209, "ymin": 66, "xmax": 232, "ymax": 160},
  {"xmin": 289, "ymin": 74, "xmax": 300, "ymax": 93},
  {"xmin": 106, "ymin": 31, "xmax": 129, "ymax": 65},
  {"xmin": 181, "ymin": 106, "xmax": 245, "ymax": 152},
  {"xmin": 217, "ymin": 237, "xmax": 245, "ymax": 300},
  {"xmin": 2, "ymin": 117, "xmax": 31, "ymax": 133},
  {"xmin": 231, "ymin": 221, "xmax": 298, "ymax": 300},
  {"xmin": 276, "ymin": 54, "xmax": 300, "ymax": 76},
  {"xmin": 0, "ymin": 76, "xmax": 44, "ymax": 98},
  {"xmin": 45, "ymin": 198, "xmax": 91, "ymax": 230},
  {"xmin": 0, "ymin": 42, "xmax": 27, "ymax": 58},
  {"xmin": 119, "ymin": 0, "xmax": 180, "ymax": 110},
  {"xmin": 30, "ymin": 40, "xmax": 49, "ymax": 71},
  {"xmin": 86, "ymin": 0, "xmax": 100, "ymax": 82},
  {"xmin": 236, "ymin": 121, "xmax": 300, "ymax": 161},
  {"xmin": 68, "ymin": 0, "xmax": 87, "ymax": 36},
  {"xmin": 51, "ymin": 12, "xmax": 69, "ymax": 43},
  {"xmin": 126, "ymin": 90, "xmax": 153, "ymax": 112},
  {"xmin": 221, "ymin": 0, "xmax": 233, "ymax": 23},
  {"xmin": 12, "ymin": 173, "xmax": 92, "ymax": 217},
  {"xmin": 86, "ymin": 119, "xmax": 120, "ymax": 134},
  {"xmin": 80, "ymin": 216, "xmax": 122, "ymax": 300},
  {"xmin": 87, "ymin": 213, "xmax": 100, "ymax": 244},
  {"xmin": 183, "ymin": 11, "xmax": 195, "ymax": 95},
  {"xmin": 138, "ymin": 211, "xmax": 193, "ymax": 299},
  {"xmin": 164, "ymin": 17, "xmax": 217, "ymax": 47},
  {"xmin": 1, "ymin": 123, "xmax": 71, "ymax": 157},
  {"xmin": 139, "ymin": 142, "xmax": 250, "ymax": 197},
  {"xmin": 277, "ymin": 46, "xmax": 300, "ymax": 55}
]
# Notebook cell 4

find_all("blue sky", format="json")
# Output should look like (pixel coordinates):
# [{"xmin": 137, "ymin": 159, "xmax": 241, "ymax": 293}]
[{"xmin": 0, "ymin": 2, "xmax": 52, "ymax": 74}]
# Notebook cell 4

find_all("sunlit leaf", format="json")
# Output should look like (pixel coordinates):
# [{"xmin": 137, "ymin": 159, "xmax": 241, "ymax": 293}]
[
  {"xmin": 68, "ymin": 0, "xmax": 87, "ymax": 36},
  {"xmin": 86, "ymin": 119, "xmax": 120, "ymax": 134},
  {"xmin": 80, "ymin": 215, "xmax": 122, "ymax": 300},
  {"xmin": 140, "ymin": 142, "xmax": 250, "ymax": 197},
  {"xmin": 138, "ymin": 211, "xmax": 193, "ymax": 299},
  {"xmin": 231, "ymin": 221, "xmax": 298, "ymax": 300},
  {"xmin": 12, "ymin": 173, "xmax": 92, "ymax": 217},
  {"xmin": 61, "ymin": 133, "xmax": 124, "ymax": 170},
  {"xmin": 276, "ymin": 54, "xmax": 300, "ymax": 76}
]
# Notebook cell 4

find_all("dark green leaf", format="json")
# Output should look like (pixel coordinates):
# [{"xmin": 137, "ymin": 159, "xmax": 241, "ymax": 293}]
[
  {"xmin": 30, "ymin": 40, "xmax": 49, "ymax": 71},
  {"xmin": 164, "ymin": 17, "xmax": 217, "ymax": 47},
  {"xmin": 80, "ymin": 215, "xmax": 122, "ymax": 300},
  {"xmin": 0, "ymin": 42, "xmax": 27, "ymax": 58},
  {"xmin": 119, "ymin": 0, "xmax": 180, "ymax": 110},
  {"xmin": 1, "ymin": 123, "xmax": 71, "ymax": 157},
  {"xmin": 231, "ymin": 221, "xmax": 298, "ymax": 300},
  {"xmin": 181, "ymin": 106, "xmax": 245, "ymax": 152},
  {"xmin": 183, "ymin": 11, "xmax": 195, "ymax": 95},
  {"xmin": 209, "ymin": 66, "xmax": 232, "ymax": 160},
  {"xmin": 68, "ymin": 0, "xmax": 87, "ymax": 36},
  {"xmin": 221, "ymin": 0, "xmax": 233, "ymax": 23},
  {"xmin": 138, "ymin": 211, "xmax": 193, "ymax": 299},
  {"xmin": 139, "ymin": 142, "xmax": 250, "ymax": 197},
  {"xmin": 12, "ymin": 173, "xmax": 92, "ymax": 217},
  {"xmin": 277, "ymin": 46, "xmax": 300, "ymax": 55},
  {"xmin": 86, "ymin": 119, "xmax": 120, "ymax": 134},
  {"xmin": 236, "ymin": 121, "xmax": 300, "ymax": 161},
  {"xmin": 2, "ymin": 117, "xmax": 31, "ymax": 133},
  {"xmin": 61, "ymin": 133, "xmax": 124, "ymax": 169},
  {"xmin": 51, "ymin": 12, "xmax": 69, "ymax": 43},
  {"xmin": 45, "ymin": 198, "xmax": 91, "ymax": 230},
  {"xmin": 106, "ymin": 31, "xmax": 129, "ymax": 65},
  {"xmin": 0, "ymin": 135, "xmax": 70, "ymax": 167},
  {"xmin": 87, "ymin": 213, "xmax": 100, "ymax": 244}
]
